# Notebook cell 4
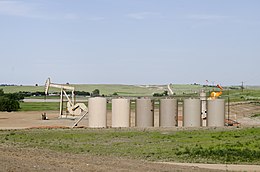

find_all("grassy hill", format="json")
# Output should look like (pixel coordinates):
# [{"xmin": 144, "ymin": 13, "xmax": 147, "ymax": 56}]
[
  {"xmin": 1, "ymin": 84, "xmax": 260, "ymax": 102},
  {"xmin": 0, "ymin": 84, "xmax": 206, "ymax": 96}
]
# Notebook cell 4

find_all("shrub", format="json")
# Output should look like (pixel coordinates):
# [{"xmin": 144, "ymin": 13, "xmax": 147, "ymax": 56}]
[
  {"xmin": 74, "ymin": 91, "xmax": 90, "ymax": 96},
  {"xmin": 0, "ymin": 89, "xmax": 21, "ymax": 112},
  {"xmin": 4, "ymin": 93, "xmax": 24, "ymax": 101},
  {"xmin": 0, "ymin": 96, "xmax": 20, "ymax": 112},
  {"xmin": 91, "ymin": 89, "xmax": 100, "ymax": 97}
]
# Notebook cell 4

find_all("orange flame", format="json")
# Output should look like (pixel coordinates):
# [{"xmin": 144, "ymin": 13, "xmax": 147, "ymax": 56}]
[{"xmin": 210, "ymin": 84, "xmax": 223, "ymax": 99}]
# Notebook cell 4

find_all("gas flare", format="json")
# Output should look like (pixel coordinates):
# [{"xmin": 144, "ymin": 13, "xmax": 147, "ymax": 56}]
[{"xmin": 210, "ymin": 84, "xmax": 223, "ymax": 99}]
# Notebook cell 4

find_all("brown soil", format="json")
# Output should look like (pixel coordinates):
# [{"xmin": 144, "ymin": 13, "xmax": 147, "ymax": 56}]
[{"xmin": 229, "ymin": 102, "xmax": 260, "ymax": 126}]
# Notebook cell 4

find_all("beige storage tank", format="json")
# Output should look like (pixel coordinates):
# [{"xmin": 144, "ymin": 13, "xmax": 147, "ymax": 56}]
[
  {"xmin": 207, "ymin": 99, "xmax": 225, "ymax": 127},
  {"xmin": 159, "ymin": 98, "xmax": 178, "ymax": 127},
  {"xmin": 135, "ymin": 98, "xmax": 154, "ymax": 127},
  {"xmin": 183, "ymin": 98, "xmax": 201, "ymax": 127},
  {"xmin": 88, "ymin": 97, "xmax": 107, "ymax": 128},
  {"xmin": 112, "ymin": 98, "xmax": 130, "ymax": 127}
]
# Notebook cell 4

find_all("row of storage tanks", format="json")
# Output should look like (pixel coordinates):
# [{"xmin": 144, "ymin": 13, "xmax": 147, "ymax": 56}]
[{"xmin": 88, "ymin": 97, "xmax": 225, "ymax": 128}]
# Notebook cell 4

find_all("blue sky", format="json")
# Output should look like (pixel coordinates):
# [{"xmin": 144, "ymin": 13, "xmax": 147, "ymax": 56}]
[{"xmin": 0, "ymin": 0, "xmax": 259, "ymax": 86}]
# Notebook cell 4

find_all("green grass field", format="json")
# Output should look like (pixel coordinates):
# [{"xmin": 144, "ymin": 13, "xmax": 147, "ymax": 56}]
[
  {"xmin": 2, "ymin": 84, "xmax": 260, "ymax": 112},
  {"xmin": 0, "ymin": 85, "xmax": 45, "ymax": 93},
  {"xmin": 0, "ymin": 127, "xmax": 259, "ymax": 164},
  {"xmin": 19, "ymin": 102, "xmax": 60, "ymax": 111},
  {"xmin": 0, "ymin": 84, "xmax": 213, "ymax": 96},
  {"xmin": 0, "ymin": 84, "xmax": 161, "ymax": 96},
  {"xmin": 19, "ymin": 101, "xmax": 133, "ymax": 111},
  {"xmin": 1, "ymin": 84, "xmax": 260, "ymax": 99}
]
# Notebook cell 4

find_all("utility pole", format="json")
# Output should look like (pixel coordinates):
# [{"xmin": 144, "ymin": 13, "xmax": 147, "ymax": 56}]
[{"xmin": 241, "ymin": 81, "xmax": 244, "ymax": 92}]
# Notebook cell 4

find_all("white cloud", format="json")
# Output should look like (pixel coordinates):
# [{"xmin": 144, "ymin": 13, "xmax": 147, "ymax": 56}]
[
  {"xmin": 127, "ymin": 12, "xmax": 162, "ymax": 20},
  {"xmin": 0, "ymin": 1, "xmax": 79, "ymax": 20},
  {"xmin": 187, "ymin": 14, "xmax": 230, "ymax": 21},
  {"xmin": 0, "ymin": 1, "xmax": 32, "ymax": 17},
  {"xmin": 88, "ymin": 16, "xmax": 105, "ymax": 21},
  {"xmin": 64, "ymin": 13, "xmax": 79, "ymax": 20},
  {"xmin": 0, "ymin": 1, "xmax": 58, "ymax": 20},
  {"xmin": 0, "ymin": 1, "xmax": 105, "ymax": 22}
]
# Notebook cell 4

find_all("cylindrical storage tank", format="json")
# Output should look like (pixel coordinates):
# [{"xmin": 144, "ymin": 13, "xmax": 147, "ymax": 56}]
[
  {"xmin": 135, "ymin": 98, "xmax": 154, "ymax": 127},
  {"xmin": 159, "ymin": 99, "xmax": 178, "ymax": 127},
  {"xmin": 112, "ymin": 98, "xmax": 130, "ymax": 127},
  {"xmin": 88, "ymin": 97, "xmax": 107, "ymax": 128},
  {"xmin": 183, "ymin": 99, "xmax": 201, "ymax": 127},
  {"xmin": 207, "ymin": 99, "xmax": 225, "ymax": 127}
]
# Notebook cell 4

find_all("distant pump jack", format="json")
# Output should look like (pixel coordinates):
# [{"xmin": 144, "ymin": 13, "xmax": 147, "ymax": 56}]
[{"xmin": 167, "ymin": 83, "xmax": 174, "ymax": 95}]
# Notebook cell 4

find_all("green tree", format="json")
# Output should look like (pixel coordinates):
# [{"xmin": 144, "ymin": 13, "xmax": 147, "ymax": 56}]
[
  {"xmin": 92, "ymin": 89, "xmax": 100, "ymax": 97},
  {"xmin": 112, "ymin": 92, "xmax": 118, "ymax": 96},
  {"xmin": 163, "ymin": 90, "xmax": 168, "ymax": 96},
  {"xmin": 0, "ymin": 89, "xmax": 21, "ymax": 112},
  {"xmin": 0, "ymin": 89, "xmax": 4, "ymax": 96},
  {"xmin": 0, "ymin": 96, "xmax": 20, "ymax": 112},
  {"xmin": 5, "ymin": 93, "xmax": 24, "ymax": 101}
]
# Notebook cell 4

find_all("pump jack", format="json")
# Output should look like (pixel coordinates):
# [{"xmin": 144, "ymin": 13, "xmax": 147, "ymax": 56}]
[{"xmin": 44, "ymin": 78, "xmax": 87, "ymax": 118}]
